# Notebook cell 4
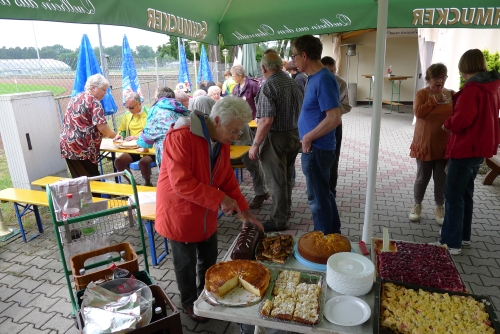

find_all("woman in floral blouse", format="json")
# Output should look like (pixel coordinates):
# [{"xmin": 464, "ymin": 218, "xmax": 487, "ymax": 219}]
[{"xmin": 60, "ymin": 74, "xmax": 116, "ymax": 178}]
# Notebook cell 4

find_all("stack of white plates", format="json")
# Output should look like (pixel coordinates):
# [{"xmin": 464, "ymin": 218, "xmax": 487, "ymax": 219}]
[{"xmin": 326, "ymin": 252, "xmax": 375, "ymax": 296}]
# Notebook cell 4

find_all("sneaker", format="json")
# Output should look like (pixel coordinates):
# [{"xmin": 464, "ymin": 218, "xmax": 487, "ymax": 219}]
[
  {"xmin": 249, "ymin": 192, "xmax": 270, "ymax": 209},
  {"xmin": 435, "ymin": 205, "xmax": 445, "ymax": 225},
  {"xmin": 409, "ymin": 204, "xmax": 422, "ymax": 221},
  {"xmin": 448, "ymin": 247, "xmax": 462, "ymax": 255},
  {"xmin": 462, "ymin": 240, "xmax": 471, "ymax": 247},
  {"xmin": 429, "ymin": 241, "xmax": 461, "ymax": 255}
]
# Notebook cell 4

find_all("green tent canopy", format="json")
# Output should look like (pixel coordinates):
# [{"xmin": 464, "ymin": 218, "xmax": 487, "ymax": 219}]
[{"xmin": 1, "ymin": 0, "xmax": 498, "ymax": 45}]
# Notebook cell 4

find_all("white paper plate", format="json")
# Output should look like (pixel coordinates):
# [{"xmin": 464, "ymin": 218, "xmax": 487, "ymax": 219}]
[
  {"xmin": 118, "ymin": 144, "xmax": 139, "ymax": 149},
  {"xmin": 323, "ymin": 295, "xmax": 371, "ymax": 326},
  {"xmin": 327, "ymin": 252, "xmax": 375, "ymax": 277},
  {"xmin": 204, "ymin": 285, "xmax": 262, "ymax": 307}
]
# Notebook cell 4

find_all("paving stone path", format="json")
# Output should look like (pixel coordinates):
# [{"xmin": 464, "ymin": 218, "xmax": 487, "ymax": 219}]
[{"xmin": 1, "ymin": 106, "xmax": 499, "ymax": 333}]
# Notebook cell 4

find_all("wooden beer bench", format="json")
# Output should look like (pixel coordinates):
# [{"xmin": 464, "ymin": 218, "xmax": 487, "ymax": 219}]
[
  {"xmin": 32, "ymin": 176, "xmax": 168, "ymax": 266},
  {"xmin": 0, "ymin": 188, "xmax": 105, "ymax": 242},
  {"xmin": 366, "ymin": 97, "xmax": 404, "ymax": 107},
  {"xmin": 483, "ymin": 156, "xmax": 500, "ymax": 185}
]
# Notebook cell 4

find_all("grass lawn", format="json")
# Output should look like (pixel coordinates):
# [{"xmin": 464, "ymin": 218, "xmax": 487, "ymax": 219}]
[
  {"xmin": 0, "ymin": 147, "xmax": 17, "ymax": 227},
  {"xmin": 0, "ymin": 83, "xmax": 66, "ymax": 96}
]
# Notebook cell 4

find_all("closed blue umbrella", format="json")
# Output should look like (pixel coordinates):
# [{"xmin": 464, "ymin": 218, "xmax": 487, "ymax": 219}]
[
  {"xmin": 178, "ymin": 43, "xmax": 192, "ymax": 92},
  {"xmin": 72, "ymin": 34, "xmax": 117, "ymax": 116},
  {"xmin": 197, "ymin": 45, "xmax": 213, "ymax": 84},
  {"xmin": 122, "ymin": 34, "xmax": 143, "ymax": 104}
]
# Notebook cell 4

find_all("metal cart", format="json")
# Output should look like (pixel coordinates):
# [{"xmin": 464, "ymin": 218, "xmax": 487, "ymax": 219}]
[{"xmin": 46, "ymin": 171, "xmax": 151, "ymax": 321}]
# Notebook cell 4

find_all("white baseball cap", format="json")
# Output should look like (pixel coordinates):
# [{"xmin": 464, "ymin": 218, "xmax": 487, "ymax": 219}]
[{"xmin": 176, "ymin": 83, "xmax": 188, "ymax": 92}]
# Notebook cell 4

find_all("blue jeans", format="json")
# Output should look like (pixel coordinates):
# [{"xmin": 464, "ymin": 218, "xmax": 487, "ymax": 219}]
[
  {"xmin": 440, "ymin": 157, "xmax": 483, "ymax": 248},
  {"xmin": 301, "ymin": 148, "xmax": 341, "ymax": 234}
]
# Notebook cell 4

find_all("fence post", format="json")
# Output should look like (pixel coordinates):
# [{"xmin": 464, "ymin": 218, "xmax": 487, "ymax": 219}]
[
  {"xmin": 147, "ymin": 82, "xmax": 151, "ymax": 102},
  {"xmin": 155, "ymin": 57, "xmax": 160, "ymax": 89},
  {"xmin": 57, "ymin": 99, "xmax": 64, "ymax": 125},
  {"xmin": 215, "ymin": 61, "xmax": 219, "ymax": 83}
]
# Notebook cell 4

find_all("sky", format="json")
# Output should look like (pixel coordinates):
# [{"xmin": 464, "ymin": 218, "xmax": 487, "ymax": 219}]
[{"xmin": 0, "ymin": 19, "xmax": 172, "ymax": 51}]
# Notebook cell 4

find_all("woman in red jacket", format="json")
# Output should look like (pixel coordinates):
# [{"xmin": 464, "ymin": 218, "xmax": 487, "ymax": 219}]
[
  {"xmin": 155, "ymin": 96, "xmax": 263, "ymax": 322},
  {"xmin": 438, "ymin": 49, "xmax": 500, "ymax": 255}
]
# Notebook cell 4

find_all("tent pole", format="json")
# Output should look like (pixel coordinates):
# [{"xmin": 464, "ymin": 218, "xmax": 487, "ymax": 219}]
[
  {"xmin": 97, "ymin": 25, "xmax": 106, "ymax": 76},
  {"xmin": 362, "ymin": 0, "xmax": 389, "ymax": 244},
  {"xmin": 31, "ymin": 21, "xmax": 42, "ymax": 79}
]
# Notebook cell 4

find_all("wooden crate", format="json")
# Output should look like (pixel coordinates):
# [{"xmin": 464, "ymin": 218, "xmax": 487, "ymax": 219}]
[{"xmin": 70, "ymin": 242, "xmax": 138, "ymax": 290}]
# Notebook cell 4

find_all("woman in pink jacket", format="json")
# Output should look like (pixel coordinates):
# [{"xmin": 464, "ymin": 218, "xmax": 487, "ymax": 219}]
[
  {"xmin": 155, "ymin": 96, "xmax": 263, "ymax": 322},
  {"xmin": 437, "ymin": 49, "xmax": 500, "ymax": 255}
]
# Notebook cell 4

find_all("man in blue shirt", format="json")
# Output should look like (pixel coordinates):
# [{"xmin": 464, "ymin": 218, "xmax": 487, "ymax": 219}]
[{"xmin": 292, "ymin": 35, "xmax": 342, "ymax": 234}]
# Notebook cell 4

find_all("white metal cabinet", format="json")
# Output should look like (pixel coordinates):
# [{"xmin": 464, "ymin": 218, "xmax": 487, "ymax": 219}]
[{"xmin": 0, "ymin": 91, "xmax": 68, "ymax": 189}]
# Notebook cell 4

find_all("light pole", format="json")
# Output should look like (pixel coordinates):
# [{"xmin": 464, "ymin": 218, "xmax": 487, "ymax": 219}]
[
  {"xmin": 189, "ymin": 41, "xmax": 199, "ymax": 90},
  {"xmin": 222, "ymin": 48, "xmax": 228, "ymax": 70}
]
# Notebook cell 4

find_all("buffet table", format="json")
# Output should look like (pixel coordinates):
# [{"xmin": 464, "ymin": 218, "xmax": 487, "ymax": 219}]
[{"xmin": 194, "ymin": 237, "xmax": 375, "ymax": 334}]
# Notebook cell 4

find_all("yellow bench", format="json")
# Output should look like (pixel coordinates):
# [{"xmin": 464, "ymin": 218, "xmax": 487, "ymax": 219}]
[
  {"xmin": 32, "ymin": 176, "xmax": 155, "ymax": 197},
  {"xmin": 0, "ymin": 188, "xmax": 104, "ymax": 242}
]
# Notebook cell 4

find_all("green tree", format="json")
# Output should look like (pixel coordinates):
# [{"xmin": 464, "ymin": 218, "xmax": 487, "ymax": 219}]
[
  {"xmin": 157, "ymin": 37, "xmax": 194, "ymax": 60},
  {"xmin": 276, "ymin": 39, "xmax": 292, "ymax": 58},
  {"xmin": 136, "ymin": 45, "xmax": 156, "ymax": 59},
  {"xmin": 104, "ymin": 45, "xmax": 121, "ymax": 58},
  {"xmin": 40, "ymin": 44, "xmax": 73, "ymax": 59},
  {"xmin": 93, "ymin": 46, "xmax": 101, "ymax": 61},
  {"xmin": 157, "ymin": 36, "xmax": 177, "ymax": 59},
  {"xmin": 0, "ymin": 46, "xmax": 38, "ymax": 59}
]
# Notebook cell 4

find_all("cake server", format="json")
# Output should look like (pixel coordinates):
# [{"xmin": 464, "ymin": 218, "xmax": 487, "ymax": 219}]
[
  {"xmin": 381, "ymin": 228, "xmax": 390, "ymax": 252},
  {"xmin": 358, "ymin": 240, "xmax": 370, "ymax": 256}
]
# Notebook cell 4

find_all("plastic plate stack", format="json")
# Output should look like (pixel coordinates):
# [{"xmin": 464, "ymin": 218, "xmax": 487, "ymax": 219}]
[{"xmin": 326, "ymin": 252, "xmax": 375, "ymax": 296}]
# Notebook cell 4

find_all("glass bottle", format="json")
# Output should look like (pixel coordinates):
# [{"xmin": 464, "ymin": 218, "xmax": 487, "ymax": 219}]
[{"xmin": 119, "ymin": 250, "xmax": 126, "ymax": 263}]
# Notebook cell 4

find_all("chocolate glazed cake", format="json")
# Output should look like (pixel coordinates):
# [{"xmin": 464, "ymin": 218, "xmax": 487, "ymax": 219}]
[{"xmin": 231, "ymin": 222, "xmax": 264, "ymax": 260}]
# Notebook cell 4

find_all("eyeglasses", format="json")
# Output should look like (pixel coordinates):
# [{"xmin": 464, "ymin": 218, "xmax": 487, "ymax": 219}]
[
  {"xmin": 229, "ymin": 128, "xmax": 244, "ymax": 138},
  {"xmin": 433, "ymin": 75, "xmax": 448, "ymax": 80},
  {"xmin": 291, "ymin": 53, "xmax": 300, "ymax": 60},
  {"xmin": 126, "ymin": 104, "xmax": 138, "ymax": 110}
]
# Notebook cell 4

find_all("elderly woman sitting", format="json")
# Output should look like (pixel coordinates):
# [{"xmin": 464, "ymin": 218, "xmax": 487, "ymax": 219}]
[
  {"xmin": 137, "ymin": 87, "xmax": 189, "ymax": 167},
  {"xmin": 155, "ymin": 96, "xmax": 263, "ymax": 323},
  {"xmin": 207, "ymin": 85, "xmax": 222, "ymax": 102},
  {"xmin": 191, "ymin": 96, "xmax": 215, "ymax": 114},
  {"xmin": 60, "ymin": 73, "xmax": 116, "ymax": 178}
]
